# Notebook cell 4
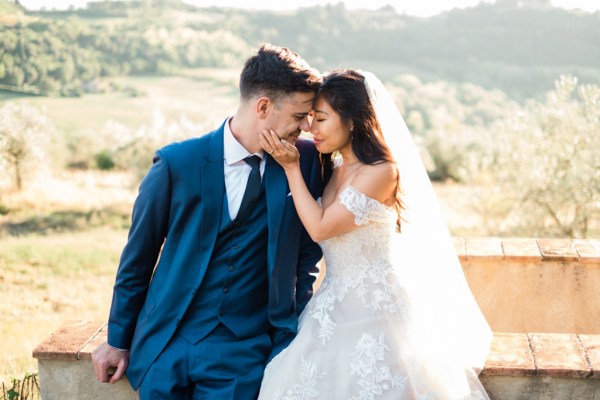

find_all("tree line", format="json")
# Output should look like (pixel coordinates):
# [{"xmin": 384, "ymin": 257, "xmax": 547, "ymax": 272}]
[{"xmin": 1, "ymin": 0, "xmax": 599, "ymax": 99}]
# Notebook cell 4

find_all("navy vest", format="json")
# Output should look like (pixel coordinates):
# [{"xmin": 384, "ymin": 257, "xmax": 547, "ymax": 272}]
[{"xmin": 177, "ymin": 180, "xmax": 269, "ymax": 343}]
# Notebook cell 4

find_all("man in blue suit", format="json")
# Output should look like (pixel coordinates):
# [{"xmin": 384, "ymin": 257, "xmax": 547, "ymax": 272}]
[{"xmin": 92, "ymin": 44, "xmax": 323, "ymax": 399}]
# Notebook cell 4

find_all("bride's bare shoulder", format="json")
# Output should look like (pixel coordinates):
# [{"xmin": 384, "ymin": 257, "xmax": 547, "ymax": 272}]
[
  {"xmin": 358, "ymin": 162, "xmax": 398, "ymax": 183},
  {"xmin": 351, "ymin": 162, "xmax": 398, "ymax": 203}
]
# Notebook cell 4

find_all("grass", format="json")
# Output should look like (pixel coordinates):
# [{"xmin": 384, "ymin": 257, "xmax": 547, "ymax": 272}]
[
  {"xmin": 0, "ymin": 227, "xmax": 128, "ymax": 386},
  {"xmin": 1, "ymin": 72, "xmax": 240, "ymax": 140},
  {"xmin": 0, "ymin": 171, "xmax": 134, "ymax": 386}
]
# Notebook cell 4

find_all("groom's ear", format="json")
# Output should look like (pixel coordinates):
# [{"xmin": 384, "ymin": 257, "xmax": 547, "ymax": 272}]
[{"xmin": 256, "ymin": 96, "xmax": 272, "ymax": 120}]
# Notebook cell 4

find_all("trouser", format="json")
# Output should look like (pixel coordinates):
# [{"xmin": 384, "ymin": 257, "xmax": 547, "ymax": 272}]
[{"xmin": 138, "ymin": 324, "xmax": 271, "ymax": 400}]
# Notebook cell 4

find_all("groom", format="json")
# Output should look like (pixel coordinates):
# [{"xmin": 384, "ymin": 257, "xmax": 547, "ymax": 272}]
[{"xmin": 92, "ymin": 44, "xmax": 323, "ymax": 399}]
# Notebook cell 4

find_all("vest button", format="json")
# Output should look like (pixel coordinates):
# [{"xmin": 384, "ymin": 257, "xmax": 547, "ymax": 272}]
[
  {"xmin": 219, "ymin": 310, "xmax": 224, "ymax": 316},
  {"xmin": 223, "ymin": 287, "xmax": 229, "ymax": 293},
  {"xmin": 228, "ymin": 265, "xmax": 234, "ymax": 271},
  {"xmin": 232, "ymin": 244, "xmax": 239, "ymax": 249}
]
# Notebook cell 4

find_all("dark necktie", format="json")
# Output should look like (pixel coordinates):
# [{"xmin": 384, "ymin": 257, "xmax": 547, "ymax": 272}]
[{"xmin": 236, "ymin": 155, "xmax": 262, "ymax": 220}]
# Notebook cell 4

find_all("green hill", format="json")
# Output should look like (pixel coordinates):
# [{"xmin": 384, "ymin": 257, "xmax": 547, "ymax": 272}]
[{"xmin": 1, "ymin": 0, "xmax": 598, "ymax": 100}]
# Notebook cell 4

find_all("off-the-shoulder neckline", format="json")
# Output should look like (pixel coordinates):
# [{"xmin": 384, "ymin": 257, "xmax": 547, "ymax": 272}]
[{"xmin": 341, "ymin": 185, "xmax": 395, "ymax": 211}]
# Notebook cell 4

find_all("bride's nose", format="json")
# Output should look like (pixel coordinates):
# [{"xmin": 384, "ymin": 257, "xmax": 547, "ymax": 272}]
[{"xmin": 309, "ymin": 119, "xmax": 318, "ymax": 135}]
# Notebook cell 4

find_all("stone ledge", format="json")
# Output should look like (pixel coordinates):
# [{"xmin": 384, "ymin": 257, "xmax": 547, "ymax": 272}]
[
  {"xmin": 33, "ymin": 320, "xmax": 106, "ymax": 361},
  {"xmin": 34, "ymin": 321, "xmax": 600, "ymax": 381},
  {"xmin": 482, "ymin": 332, "xmax": 600, "ymax": 379},
  {"xmin": 456, "ymin": 238, "xmax": 600, "ymax": 264}
]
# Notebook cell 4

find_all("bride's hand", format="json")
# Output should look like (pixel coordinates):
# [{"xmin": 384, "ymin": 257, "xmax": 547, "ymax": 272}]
[{"xmin": 259, "ymin": 130, "xmax": 300, "ymax": 170}]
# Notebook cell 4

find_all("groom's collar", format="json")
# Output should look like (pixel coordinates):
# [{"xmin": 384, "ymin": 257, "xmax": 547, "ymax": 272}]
[{"xmin": 224, "ymin": 117, "xmax": 265, "ymax": 165}]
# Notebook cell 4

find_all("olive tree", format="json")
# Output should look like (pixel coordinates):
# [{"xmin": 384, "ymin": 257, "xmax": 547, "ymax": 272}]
[
  {"xmin": 0, "ymin": 102, "xmax": 51, "ymax": 190},
  {"xmin": 465, "ymin": 76, "xmax": 600, "ymax": 237}
]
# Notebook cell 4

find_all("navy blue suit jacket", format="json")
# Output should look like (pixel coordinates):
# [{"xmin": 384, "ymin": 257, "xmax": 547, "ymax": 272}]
[{"xmin": 107, "ymin": 122, "xmax": 323, "ymax": 389}]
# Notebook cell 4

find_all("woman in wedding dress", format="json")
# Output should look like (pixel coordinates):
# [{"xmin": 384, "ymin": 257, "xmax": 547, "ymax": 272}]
[{"xmin": 258, "ymin": 69, "xmax": 492, "ymax": 400}]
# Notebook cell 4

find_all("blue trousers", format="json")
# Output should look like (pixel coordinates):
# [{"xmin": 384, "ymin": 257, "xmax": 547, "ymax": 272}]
[{"xmin": 138, "ymin": 325, "xmax": 271, "ymax": 400}]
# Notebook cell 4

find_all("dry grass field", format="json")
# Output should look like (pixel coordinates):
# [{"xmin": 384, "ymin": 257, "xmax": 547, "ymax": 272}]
[{"xmin": 0, "ymin": 171, "xmax": 136, "ymax": 385}]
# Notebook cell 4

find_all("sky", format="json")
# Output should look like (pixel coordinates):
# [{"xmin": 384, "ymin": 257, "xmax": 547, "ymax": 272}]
[{"xmin": 15, "ymin": 0, "xmax": 600, "ymax": 17}]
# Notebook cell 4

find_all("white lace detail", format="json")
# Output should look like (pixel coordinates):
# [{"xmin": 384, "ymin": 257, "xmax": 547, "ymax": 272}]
[
  {"xmin": 339, "ymin": 185, "xmax": 395, "ymax": 225},
  {"xmin": 350, "ymin": 333, "xmax": 407, "ymax": 400},
  {"xmin": 273, "ymin": 356, "xmax": 326, "ymax": 400},
  {"xmin": 308, "ymin": 185, "xmax": 403, "ymax": 344}
]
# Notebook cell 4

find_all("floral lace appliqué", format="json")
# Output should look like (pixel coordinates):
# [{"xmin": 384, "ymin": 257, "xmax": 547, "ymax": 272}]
[
  {"xmin": 339, "ymin": 185, "xmax": 394, "ymax": 225},
  {"xmin": 273, "ymin": 356, "xmax": 326, "ymax": 400},
  {"xmin": 350, "ymin": 333, "xmax": 406, "ymax": 400},
  {"xmin": 308, "ymin": 185, "xmax": 404, "ymax": 343}
]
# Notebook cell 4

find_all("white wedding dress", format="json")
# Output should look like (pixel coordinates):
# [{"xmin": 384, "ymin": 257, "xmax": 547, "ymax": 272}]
[{"xmin": 258, "ymin": 185, "xmax": 490, "ymax": 400}]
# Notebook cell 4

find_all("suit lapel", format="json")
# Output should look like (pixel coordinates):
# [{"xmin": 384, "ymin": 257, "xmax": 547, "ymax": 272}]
[
  {"xmin": 199, "ymin": 127, "xmax": 225, "ymax": 256},
  {"xmin": 265, "ymin": 155, "xmax": 287, "ymax": 272}
]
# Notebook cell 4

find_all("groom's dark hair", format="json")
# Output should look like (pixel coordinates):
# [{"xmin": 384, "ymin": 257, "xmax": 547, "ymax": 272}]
[{"xmin": 239, "ymin": 43, "xmax": 321, "ymax": 102}]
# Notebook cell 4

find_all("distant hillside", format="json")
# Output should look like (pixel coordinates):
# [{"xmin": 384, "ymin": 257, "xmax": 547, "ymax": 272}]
[
  {"xmin": 0, "ymin": 0, "xmax": 598, "ymax": 99},
  {"xmin": 0, "ymin": 0, "xmax": 24, "ymax": 15}
]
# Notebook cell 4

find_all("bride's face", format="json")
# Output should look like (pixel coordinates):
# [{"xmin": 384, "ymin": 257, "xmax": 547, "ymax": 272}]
[{"xmin": 310, "ymin": 96, "xmax": 352, "ymax": 154}]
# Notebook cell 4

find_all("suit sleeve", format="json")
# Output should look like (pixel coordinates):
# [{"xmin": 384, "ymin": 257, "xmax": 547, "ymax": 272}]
[
  {"xmin": 107, "ymin": 150, "xmax": 171, "ymax": 350},
  {"xmin": 295, "ymin": 144, "xmax": 324, "ymax": 316}
]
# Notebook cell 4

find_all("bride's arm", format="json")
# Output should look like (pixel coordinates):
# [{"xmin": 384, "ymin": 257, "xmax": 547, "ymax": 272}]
[{"xmin": 260, "ymin": 130, "xmax": 397, "ymax": 242}]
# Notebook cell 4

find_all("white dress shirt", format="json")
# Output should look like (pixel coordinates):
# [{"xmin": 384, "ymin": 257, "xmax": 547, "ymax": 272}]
[{"xmin": 223, "ymin": 117, "xmax": 266, "ymax": 220}]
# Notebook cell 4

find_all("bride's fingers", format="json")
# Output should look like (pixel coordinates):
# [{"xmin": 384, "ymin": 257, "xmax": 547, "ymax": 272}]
[
  {"xmin": 281, "ymin": 140, "xmax": 296, "ymax": 152},
  {"xmin": 267, "ymin": 130, "xmax": 286, "ymax": 151},
  {"xmin": 258, "ymin": 132, "xmax": 272, "ymax": 152},
  {"xmin": 260, "ymin": 130, "xmax": 279, "ymax": 155}
]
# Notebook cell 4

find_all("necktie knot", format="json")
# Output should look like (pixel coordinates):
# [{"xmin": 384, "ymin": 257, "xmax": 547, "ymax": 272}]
[{"xmin": 244, "ymin": 155, "xmax": 261, "ymax": 169}]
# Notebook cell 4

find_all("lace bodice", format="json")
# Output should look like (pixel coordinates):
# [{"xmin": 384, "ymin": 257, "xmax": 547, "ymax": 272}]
[
  {"xmin": 318, "ymin": 185, "xmax": 397, "ymax": 277},
  {"xmin": 310, "ymin": 185, "xmax": 402, "ymax": 344}
]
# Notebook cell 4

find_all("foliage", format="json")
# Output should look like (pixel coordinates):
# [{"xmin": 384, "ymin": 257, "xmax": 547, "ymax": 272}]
[
  {"xmin": 0, "ymin": 9, "xmax": 251, "ymax": 96},
  {"xmin": 1, "ymin": 373, "xmax": 39, "ymax": 400},
  {"xmin": 0, "ymin": 102, "xmax": 52, "ymax": 190},
  {"xmin": 451, "ymin": 76, "xmax": 600, "ymax": 237},
  {"xmin": 0, "ymin": 1, "xmax": 599, "ymax": 99},
  {"xmin": 66, "ymin": 110, "xmax": 210, "ymax": 179}
]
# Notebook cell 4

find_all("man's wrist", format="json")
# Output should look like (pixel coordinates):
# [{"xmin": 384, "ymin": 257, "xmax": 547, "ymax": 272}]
[{"xmin": 108, "ymin": 343, "xmax": 129, "ymax": 352}]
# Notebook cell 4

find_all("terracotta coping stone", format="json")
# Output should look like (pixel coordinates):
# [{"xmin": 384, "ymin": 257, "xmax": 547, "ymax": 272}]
[
  {"xmin": 573, "ymin": 239, "xmax": 600, "ymax": 264},
  {"xmin": 482, "ymin": 333, "xmax": 536, "ymax": 376},
  {"xmin": 501, "ymin": 238, "xmax": 542, "ymax": 263},
  {"xmin": 464, "ymin": 237, "xmax": 504, "ymax": 262},
  {"xmin": 78, "ymin": 323, "xmax": 109, "ymax": 360},
  {"xmin": 529, "ymin": 333, "xmax": 591, "ymax": 379},
  {"xmin": 32, "ymin": 320, "xmax": 106, "ymax": 361},
  {"xmin": 537, "ymin": 238, "xmax": 579, "ymax": 262},
  {"xmin": 579, "ymin": 335, "xmax": 600, "ymax": 379}
]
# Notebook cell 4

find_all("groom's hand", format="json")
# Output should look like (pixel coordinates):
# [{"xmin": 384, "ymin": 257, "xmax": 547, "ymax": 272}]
[{"xmin": 92, "ymin": 342, "xmax": 130, "ymax": 384}]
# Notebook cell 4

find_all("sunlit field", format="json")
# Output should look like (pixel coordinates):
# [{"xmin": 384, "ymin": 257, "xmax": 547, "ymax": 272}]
[
  {"xmin": 0, "ymin": 170, "xmax": 133, "ymax": 385},
  {"xmin": 3, "ymin": 69, "xmax": 240, "ymax": 139}
]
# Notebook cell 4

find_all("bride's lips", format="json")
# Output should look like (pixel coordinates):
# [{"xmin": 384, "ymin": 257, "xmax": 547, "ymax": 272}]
[{"xmin": 313, "ymin": 138, "xmax": 324, "ymax": 146}]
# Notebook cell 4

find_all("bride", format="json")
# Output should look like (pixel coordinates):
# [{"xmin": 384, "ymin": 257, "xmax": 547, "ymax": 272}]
[{"xmin": 258, "ymin": 69, "xmax": 492, "ymax": 399}]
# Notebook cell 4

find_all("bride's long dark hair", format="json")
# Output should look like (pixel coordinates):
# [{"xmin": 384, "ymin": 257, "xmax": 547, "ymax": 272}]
[{"xmin": 317, "ymin": 69, "xmax": 403, "ymax": 231}]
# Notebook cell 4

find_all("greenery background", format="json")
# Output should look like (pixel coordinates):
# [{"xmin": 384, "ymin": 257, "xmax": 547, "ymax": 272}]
[{"xmin": 0, "ymin": 0, "xmax": 598, "ymax": 387}]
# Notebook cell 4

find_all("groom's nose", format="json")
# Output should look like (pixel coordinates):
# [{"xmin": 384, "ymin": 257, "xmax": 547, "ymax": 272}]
[{"xmin": 299, "ymin": 115, "xmax": 310, "ymax": 132}]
